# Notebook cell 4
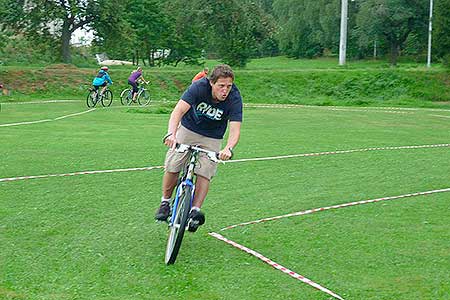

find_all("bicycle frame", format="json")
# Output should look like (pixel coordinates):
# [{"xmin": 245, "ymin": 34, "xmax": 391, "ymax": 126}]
[
  {"xmin": 121, "ymin": 82, "xmax": 150, "ymax": 106},
  {"xmin": 127, "ymin": 86, "xmax": 144, "ymax": 97},
  {"xmin": 169, "ymin": 151, "xmax": 198, "ymax": 226},
  {"xmin": 164, "ymin": 144, "xmax": 220, "ymax": 264},
  {"xmin": 87, "ymin": 86, "xmax": 112, "ymax": 108}
]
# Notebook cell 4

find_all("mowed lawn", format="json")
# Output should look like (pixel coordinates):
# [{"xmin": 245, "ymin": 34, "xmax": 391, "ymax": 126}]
[{"xmin": 1, "ymin": 101, "xmax": 450, "ymax": 300}]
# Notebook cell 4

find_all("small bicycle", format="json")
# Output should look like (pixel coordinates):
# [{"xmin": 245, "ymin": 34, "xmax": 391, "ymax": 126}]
[
  {"xmin": 86, "ymin": 87, "xmax": 113, "ymax": 107},
  {"xmin": 120, "ymin": 82, "xmax": 151, "ymax": 106},
  {"xmin": 164, "ymin": 143, "xmax": 220, "ymax": 265}
]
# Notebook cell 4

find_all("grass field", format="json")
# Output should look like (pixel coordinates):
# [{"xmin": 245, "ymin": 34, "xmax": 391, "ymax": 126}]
[{"xmin": 1, "ymin": 100, "xmax": 450, "ymax": 300}]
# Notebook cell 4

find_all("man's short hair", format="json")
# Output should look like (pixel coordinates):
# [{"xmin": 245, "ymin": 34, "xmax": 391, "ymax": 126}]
[{"xmin": 209, "ymin": 64, "xmax": 234, "ymax": 84}]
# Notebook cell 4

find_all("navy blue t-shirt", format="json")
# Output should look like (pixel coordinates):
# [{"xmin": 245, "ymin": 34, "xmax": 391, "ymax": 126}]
[{"xmin": 180, "ymin": 77, "xmax": 243, "ymax": 139}]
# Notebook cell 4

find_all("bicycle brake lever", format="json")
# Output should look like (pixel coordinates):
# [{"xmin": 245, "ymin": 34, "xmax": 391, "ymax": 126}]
[
  {"xmin": 176, "ymin": 143, "xmax": 190, "ymax": 153},
  {"xmin": 208, "ymin": 152, "xmax": 221, "ymax": 163}
]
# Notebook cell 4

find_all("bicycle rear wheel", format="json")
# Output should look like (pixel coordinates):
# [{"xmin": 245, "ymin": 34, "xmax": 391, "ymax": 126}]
[
  {"xmin": 165, "ymin": 185, "xmax": 192, "ymax": 265},
  {"xmin": 86, "ymin": 90, "xmax": 97, "ymax": 107},
  {"xmin": 137, "ymin": 89, "xmax": 151, "ymax": 106},
  {"xmin": 101, "ymin": 90, "xmax": 113, "ymax": 107},
  {"xmin": 120, "ymin": 88, "xmax": 132, "ymax": 105}
]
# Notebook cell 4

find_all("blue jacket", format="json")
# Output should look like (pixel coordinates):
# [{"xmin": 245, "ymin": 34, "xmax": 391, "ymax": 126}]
[{"xmin": 92, "ymin": 70, "xmax": 113, "ymax": 86}]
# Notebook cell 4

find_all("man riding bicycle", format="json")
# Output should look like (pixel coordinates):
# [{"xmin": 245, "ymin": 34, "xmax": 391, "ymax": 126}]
[
  {"xmin": 155, "ymin": 64, "xmax": 243, "ymax": 232},
  {"xmin": 92, "ymin": 66, "xmax": 113, "ymax": 96},
  {"xmin": 128, "ymin": 66, "xmax": 149, "ymax": 102}
]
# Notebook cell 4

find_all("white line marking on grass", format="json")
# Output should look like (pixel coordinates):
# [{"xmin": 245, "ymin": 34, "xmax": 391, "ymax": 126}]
[
  {"xmin": 226, "ymin": 143, "xmax": 450, "ymax": 164},
  {"xmin": 0, "ymin": 119, "xmax": 53, "ymax": 127},
  {"xmin": 429, "ymin": 114, "xmax": 450, "ymax": 119},
  {"xmin": 209, "ymin": 232, "xmax": 345, "ymax": 300},
  {"xmin": 0, "ymin": 100, "xmax": 81, "ymax": 105},
  {"xmin": 107, "ymin": 105, "xmax": 155, "ymax": 109},
  {"xmin": 0, "ymin": 108, "xmax": 96, "ymax": 127},
  {"xmin": 1, "ymin": 143, "xmax": 449, "ymax": 182},
  {"xmin": 213, "ymin": 187, "xmax": 450, "ymax": 298},
  {"xmin": 244, "ymin": 103, "xmax": 450, "ymax": 112},
  {"xmin": 0, "ymin": 165, "xmax": 164, "ymax": 182},
  {"xmin": 245, "ymin": 104, "xmax": 411, "ymax": 114},
  {"xmin": 325, "ymin": 107, "xmax": 410, "ymax": 114},
  {"xmin": 221, "ymin": 187, "xmax": 450, "ymax": 231},
  {"xmin": 53, "ymin": 109, "xmax": 95, "ymax": 120}
]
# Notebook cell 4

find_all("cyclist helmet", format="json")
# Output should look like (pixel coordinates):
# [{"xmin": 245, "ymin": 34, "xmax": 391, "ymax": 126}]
[{"xmin": 101, "ymin": 66, "xmax": 109, "ymax": 71}]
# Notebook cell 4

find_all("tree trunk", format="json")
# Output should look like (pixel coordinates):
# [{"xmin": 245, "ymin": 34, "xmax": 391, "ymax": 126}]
[
  {"xmin": 151, "ymin": 49, "xmax": 155, "ymax": 67},
  {"xmin": 61, "ymin": 20, "xmax": 72, "ymax": 63},
  {"xmin": 389, "ymin": 42, "xmax": 398, "ymax": 66}
]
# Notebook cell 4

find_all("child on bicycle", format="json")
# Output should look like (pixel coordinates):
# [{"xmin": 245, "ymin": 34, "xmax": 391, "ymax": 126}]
[
  {"xmin": 155, "ymin": 64, "xmax": 243, "ymax": 232},
  {"xmin": 128, "ymin": 67, "xmax": 149, "ymax": 102},
  {"xmin": 92, "ymin": 66, "xmax": 113, "ymax": 96}
]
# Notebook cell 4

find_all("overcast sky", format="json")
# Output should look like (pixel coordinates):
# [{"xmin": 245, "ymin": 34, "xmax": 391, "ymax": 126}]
[{"xmin": 71, "ymin": 28, "xmax": 94, "ymax": 45}]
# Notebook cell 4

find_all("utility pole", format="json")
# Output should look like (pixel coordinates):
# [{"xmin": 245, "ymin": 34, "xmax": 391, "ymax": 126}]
[
  {"xmin": 339, "ymin": 0, "xmax": 348, "ymax": 65},
  {"xmin": 427, "ymin": 0, "xmax": 433, "ymax": 68}
]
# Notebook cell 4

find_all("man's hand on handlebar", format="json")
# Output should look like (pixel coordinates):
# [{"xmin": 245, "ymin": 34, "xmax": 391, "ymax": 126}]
[
  {"xmin": 163, "ymin": 133, "xmax": 177, "ymax": 149},
  {"xmin": 218, "ymin": 148, "xmax": 233, "ymax": 161}
]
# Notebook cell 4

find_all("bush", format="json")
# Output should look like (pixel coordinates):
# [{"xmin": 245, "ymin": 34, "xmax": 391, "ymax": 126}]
[{"xmin": 442, "ymin": 54, "xmax": 450, "ymax": 68}]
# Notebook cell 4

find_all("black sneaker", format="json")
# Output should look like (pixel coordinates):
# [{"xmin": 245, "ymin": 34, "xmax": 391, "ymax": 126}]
[
  {"xmin": 155, "ymin": 201, "xmax": 170, "ymax": 221},
  {"xmin": 188, "ymin": 210, "xmax": 205, "ymax": 232}
]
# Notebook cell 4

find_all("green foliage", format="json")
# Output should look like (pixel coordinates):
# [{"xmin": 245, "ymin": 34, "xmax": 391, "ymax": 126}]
[
  {"xmin": 127, "ymin": 0, "xmax": 170, "ymax": 65},
  {"xmin": 92, "ymin": 1, "xmax": 132, "ymax": 60},
  {"xmin": 0, "ymin": 34, "xmax": 58, "ymax": 65},
  {"xmin": 356, "ymin": 0, "xmax": 429, "ymax": 65},
  {"xmin": 279, "ymin": 0, "xmax": 360, "ymax": 59},
  {"xmin": 274, "ymin": 0, "xmax": 319, "ymax": 58},
  {"xmin": 2, "ymin": 0, "xmax": 449, "ymax": 66},
  {"xmin": 434, "ymin": 0, "xmax": 450, "ymax": 63},
  {"xmin": 1, "ymin": 0, "xmax": 104, "ymax": 63},
  {"xmin": 201, "ymin": 0, "xmax": 276, "ymax": 67},
  {"xmin": 161, "ymin": 1, "xmax": 205, "ymax": 66}
]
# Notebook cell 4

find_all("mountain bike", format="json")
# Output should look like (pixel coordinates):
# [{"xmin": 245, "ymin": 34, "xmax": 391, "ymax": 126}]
[
  {"xmin": 86, "ymin": 87, "xmax": 113, "ymax": 107},
  {"xmin": 164, "ymin": 143, "xmax": 220, "ymax": 265},
  {"xmin": 120, "ymin": 82, "xmax": 151, "ymax": 106}
]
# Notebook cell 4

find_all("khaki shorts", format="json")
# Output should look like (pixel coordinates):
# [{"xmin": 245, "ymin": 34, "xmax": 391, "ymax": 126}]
[{"xmin": 164, "ymin": 126, "xmax": 222, "ymax": 180}]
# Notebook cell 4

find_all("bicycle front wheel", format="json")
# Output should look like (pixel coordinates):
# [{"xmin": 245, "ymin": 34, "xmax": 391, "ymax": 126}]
[
  {"xmin": 86, "ymin": 90, "xmax": 97, "ymax": 108},
  {"xmin": 165, "ymin": 185, "xmax": 192, "ymax": 265},
  {"xmin": 120, "ymin": 88, "xmax": 132, "ymax": 105},
  {"xmin": 137, "ymin": 89, "xmax": 151, "ymax": 106},
  {"xmin": 101, "ymin": 90, "xmax": 113, "ymax": 107}
]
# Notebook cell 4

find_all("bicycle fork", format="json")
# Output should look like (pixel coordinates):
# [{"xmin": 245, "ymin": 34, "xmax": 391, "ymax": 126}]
[{"xmin": 169, "ymin": 179, "xmax": 195, "ymax": 226}]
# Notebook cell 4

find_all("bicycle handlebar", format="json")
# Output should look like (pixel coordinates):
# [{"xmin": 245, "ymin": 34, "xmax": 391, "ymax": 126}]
[
  {"xmin": 163, "ymin": 134, "xmax": 231, "ymax": 162},
  {"xmin": 138, "ymin": 79, "xmax": 150, "ymax": 85},
  {"xmin": 175, "ymin": 143, "xmax": 220, "ymax": 163}
]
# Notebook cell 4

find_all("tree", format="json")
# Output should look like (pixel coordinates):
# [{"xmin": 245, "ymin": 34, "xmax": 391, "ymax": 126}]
[
  {"xmin": 433, "ymin": 0, "xmax": 450, "ymax": 65},
  {"xmin": 93, "ymin": 0, "xmax": 205, "ymax": 67},
  {"xmin": 0, "ymin": 0, "xmax": 10, "ymax": 50},
  {"xmin": 3, "ymin": 0, "xmax": 108, "ymax": 63},
  {"xmin": 0, "ymin": 0, "xmax": 59, "ymax": 63},
  {"xmin": 159, "ymin": 0, "xmax": 205, "ymax": 66},
  {"xmin": 126, "ymin": 0, "xmax": 170, "ymax": 66},
  {"xmin": 356, "ymin": 0, "xmax": 428, "ymax": 65},
  {"xmin": 201, "ymin": 0, "xmax": 275, "ymax": 67},
  {"xmin": 91, "ymin": 1, "xmax": 132, "ymax": 61},
  {"xmin": 273, "ymin": 0, "xmax": 342, "ymax": 58}
]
